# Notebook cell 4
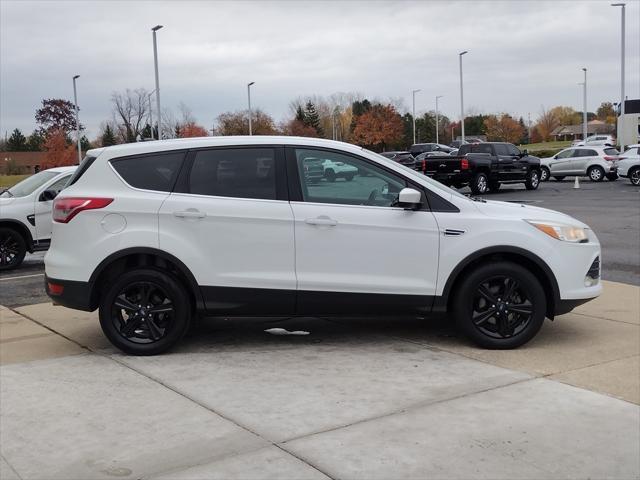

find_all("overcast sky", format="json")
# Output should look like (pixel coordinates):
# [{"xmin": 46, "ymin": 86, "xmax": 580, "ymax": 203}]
[{"xmin": 1, "ymin": 0, "xmax": 639, "ymax": 139}]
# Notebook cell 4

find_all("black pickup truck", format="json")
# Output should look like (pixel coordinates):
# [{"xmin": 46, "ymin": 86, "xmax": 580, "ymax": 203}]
[{"xmin": 415, "ymin": 142, "xmax": 541, "ymax": 194}]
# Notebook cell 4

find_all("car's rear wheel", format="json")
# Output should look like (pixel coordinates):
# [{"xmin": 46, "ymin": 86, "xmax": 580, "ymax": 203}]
[
  {"xmin": 629, "ymin": 167, "xmax": 640, "ymax": 186},
  {"xmin": 588, "ymin": 165, "xmax": 605, "ymax": 182},
  {"xmin": 540, "ymin": 166, "xmax": 550, "ymax": 182},
  {"xmin": 99, "ymin": 269, "xmax": 191, "ymax": 355},
  {"xmin": 0, "ymin": 227, "xmax": 27, "ymax": 271},
  {"xmin": 524, "ymin": 169, "xmax": 540, "ymax": 190},
  {"xmin": 453, "ymin": 261, "xmax": 546, "ymax": 349},
  {"xmin": 325, "ymin": 169, "xmax": 336, "ymax": 182},
  {"xmin": 470, "ymin": 173, "xmax": 489, "ymax": 195},
  {"xmin": 553, "ymin": 176, "xmax": 566, "ymax": 181}
]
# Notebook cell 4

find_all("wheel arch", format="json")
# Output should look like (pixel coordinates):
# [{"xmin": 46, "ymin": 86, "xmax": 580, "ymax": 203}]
[
  {"xmin": 435, "ymin": 246, "xmax": 560, "ymax": 319},
  {"xmin": 0, "ymin": 219, "xmax": 34, "ymax": 252},
  {"xmin": 88, "ymin": 247, "xmax": 204, "ymax": 312}
]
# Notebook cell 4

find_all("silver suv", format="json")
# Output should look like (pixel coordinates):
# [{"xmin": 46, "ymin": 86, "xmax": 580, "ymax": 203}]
[{"xmin": 540, "ymin": 146, "xmax": 620, "ymax": 182}]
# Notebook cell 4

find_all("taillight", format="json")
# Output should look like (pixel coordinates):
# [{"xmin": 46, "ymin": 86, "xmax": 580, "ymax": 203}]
[
  {"xmin": 53, "ymin": 197, "xmax": 113, "ymax": 223},
  {"xmin": 603, "ymin": 156, "xmax": 617, "ymax": 161},
  {"xmin": 461, "ymin": 158, "xmax": 469, "ymax": 170},
  {"xmin": 421, "ymin": 159, "xmax": 426, "ymax": 172}
]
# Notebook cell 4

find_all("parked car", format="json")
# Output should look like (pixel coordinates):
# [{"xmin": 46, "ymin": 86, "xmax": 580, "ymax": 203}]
[
  {"xmin": 539, "ymin": 146, "xmax": 620, "ymax": 182},
  {"xmin": 416, "ymin": 142, "xmax": 541, "ymax": 194},
  {"xmin": 45, "ymin": 137, "xmax": 602, "ymax": 354},
  {"xmin": 299, "ymin": 156, "xmax": 324, "ymax": 183},
  {"xmin": 380, "ymin": 151, "xmax": 417, "ymax": 168},
  {"xmin": 617, "ymin": 144, "xmax": 640, "ymax": 186},
  {"xmin": 0, "ymin": 166, "xmax": 76, "ymax": 270},
  {"xmin": 574, "ymin": 135, "xmax": 615, "ymax": 147},
  {"xmin": 409, "ymin": 143, "xmax": 454, "ymax": 157},
  {"xmin": 322, "ymin": 158, "xmax": 358, "ymax": 182}
]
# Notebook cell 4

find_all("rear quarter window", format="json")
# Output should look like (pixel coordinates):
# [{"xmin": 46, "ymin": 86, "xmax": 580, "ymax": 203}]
[
  {"xmin": 111, "ymin": 152, "xmax": 186, "ymax": 192},
  {"xmin": 604, "ymin": 148, "xmax": 620, "ymax": 156}
]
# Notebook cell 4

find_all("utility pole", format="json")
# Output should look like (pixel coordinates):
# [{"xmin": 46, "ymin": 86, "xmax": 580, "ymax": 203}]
[
  {"xmin": 435, "ymin": 95, "xmax": 443, "ymax": 144},
  {"xmin": 412, "ymin": 89, "xmax": 421, "ymax": 145},
  {"xmin": 582, "ymin": 68, "xmax": 588, "ymax": 142},
  {"xmin": 247, "ymin": 82, "xmax": 255, "ymax": 135},
  {"xmin": 459, "ymin": 51, "xmax": 468, "ymax": 143},
  {"xmin": 611, "ymin": 3, "xmax": 626, "ymax": 148},
  {"xmin": 72, "ymin": 75, "xmax": 81, "ymax": 164},
  {"xmin": 152, "ymin": 25, "xmax": 163, "ymax": 139}
]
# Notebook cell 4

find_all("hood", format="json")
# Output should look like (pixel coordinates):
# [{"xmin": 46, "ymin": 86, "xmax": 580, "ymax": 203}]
[
  {"xmin": 0, "ymin": 196, "xmax": 16, "ymax": 208},
  {"xmin": 473, "ymin": 199, "xmax": 588, "ymax": 228}
]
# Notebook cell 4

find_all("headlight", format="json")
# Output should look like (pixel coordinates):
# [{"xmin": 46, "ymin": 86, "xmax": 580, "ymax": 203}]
[{"xmin": 526, "ymin": 220, "xmax": 588, "ymax": 243}]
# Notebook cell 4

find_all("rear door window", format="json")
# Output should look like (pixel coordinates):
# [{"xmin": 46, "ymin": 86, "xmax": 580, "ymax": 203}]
[
  {"xmin": 604, "ymin": 148, "xmax": 620, "ymax": 156},
  {"xmin": 188, "ymin": 148, "xmax": 277, "ymax": 200},
  {"xmin": 579, "ymin": 149, "xmax": 598, "ymax": 157},
  {"xmin": 111, "ymin": 152, "xmax": 186, "ymax": 192}
]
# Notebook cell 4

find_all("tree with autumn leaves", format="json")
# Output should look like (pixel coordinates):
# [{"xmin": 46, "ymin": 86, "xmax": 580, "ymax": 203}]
[
  {"xmin": 483, "ymin": 114, "xmax": 525, "ymax": 144},
  {"xmin": 352, "ymin": 103, "xmax": 404, "ymax": 152}
]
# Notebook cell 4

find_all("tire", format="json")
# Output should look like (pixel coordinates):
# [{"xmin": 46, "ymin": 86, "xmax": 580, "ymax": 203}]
[
  {"xmin": 588, "ymin": 165, "xmax": 605, "ymax": 182},
  {"xmin": 452, "ymin": 261, "xmax": 547, "ymax": 349},
  {"xmin": 524, "ymin": 169, "xmax": 540, "ymax": 190},
  {"xmin": 0, "ymin": 227, "xmax": 27, "ymax": 271},
  {"xmin": 540, "ymin": 166, "xmax": 550, "ymax": 182},
  {"xmin": 606, "ymin": 172, "xmax": 618, "ymax": 181},
  {"xmin": 629, "ymin": 167, "xmax": 640, "ymax": 186},
  {"xmin": 469, "ymin": 172, "xmax": 489, "ymax": 195},
  {"xmin": 325, "ymin": 169, "xmax": 336, "ymax": 182},
  {"xmin": 99, "ymin": 268, "xmax": 192, "ymax": 355},
  {"xmin": 345, "ymin": 173, "xmax": 355, "ymax": 181},
  {"xmin": 553, "ymin": 176, "xmax": 566, "ymax": 181}
]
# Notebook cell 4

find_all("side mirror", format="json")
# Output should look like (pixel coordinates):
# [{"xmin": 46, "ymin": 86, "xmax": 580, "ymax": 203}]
[
  {"xmin": 397, "ymin": 188, "xmax": 422, "ymax": 210},
  {"xmin": 39, "ymin": 189, "xmax": 57, "ymax": 202},
  {"xmin": 522, "ymin": 149, "xmax": 528, "ymax": 156}
]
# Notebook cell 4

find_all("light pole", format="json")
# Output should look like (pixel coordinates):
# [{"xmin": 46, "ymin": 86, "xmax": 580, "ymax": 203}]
[
  {"xmin": 412, "ymin": 89, "xmax": 421, "ymax": 145},
  {"xmin": 152, "ymin": 25, "xmax": 163, "ymax": 139},
  {"xmin": 581, "ymin": 68, "xmax": 587, "ymax": 142},
  {"xmin": 147, "ymin": 90, "xmax": 156, "ymax": 140},
  {"xmin": 247, "ymin": 81, "xmax": 255, "ymax": 135},
  {"xmin": 72, "ymin": 75, "xmax": 81, "ymax": 164},
  {"xmin": 435, "ymin": 95, "xmax": 443, "ymax": 144},
  {"xmin": 459, "ymin": 51, "xmax": 468, "ymax": 143},
  {"xmin": 611, "ymin": 3, "xmax": 625, "ymax": 149}
]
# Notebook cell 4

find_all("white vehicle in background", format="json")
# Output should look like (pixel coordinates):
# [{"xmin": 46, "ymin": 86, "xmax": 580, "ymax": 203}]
[
  {"xmin": 539, "ymin": 146, "xmax": 620, "ymax": 182},
  {"xmin": 574, "ymin": 135, "xmax": 615, "ymax": 147},
  {"xmin": 617, "ymin": 144, "xmax": 640, "ymax": 186},
  {"xmin": 0, "ymin": 166, "xmax": 76, "ymax": 270},
  {"xmin": 322, "ymin": 158, "xmax": 358, "ymax": 182}
]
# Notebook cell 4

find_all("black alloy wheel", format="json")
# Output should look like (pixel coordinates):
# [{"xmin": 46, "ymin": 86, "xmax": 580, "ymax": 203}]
[
  {"xmin": 99, "ymin": 269, "xmax": 191, "ymax": 355},
  {"xmin": 525, "ymin": 169, "xmax": 540, "ymax": 190},
  {"xmin": 629, "ymin": 167, "xmax": 640, "ymax": 186},
  {"xmin": 453, "ymin": 261, "xmax": 546, "ymax": 349},
  {"xmin": 470, "ymin": 173, "xmax": 489, "ymax": 195},
  {"xmin": 0, "ymin": 227, "xmax": 26, "ymax": 271}
]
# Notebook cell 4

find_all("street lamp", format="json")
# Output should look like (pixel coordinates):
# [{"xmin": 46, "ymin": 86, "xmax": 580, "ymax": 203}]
[
  {"xmin": 247, "ymin": 81, "xmax": 255, "ymax": 135},
  {"xmin": 611, "ymin": 3, "xmax": 625, "ymax": 149},
  {"xmin": 459, "ymin": 51, "xmax": 468, "ymax": 143},
  {"xmin": 72, "ymin": 75, "xmax": 81, "ymax": 164},
  {"xmin": 147, "ymin": 90, "xmax": 156, "ymax": 140},
  {"xmin": 435, "ymin": 95, "xmax": 443, "ymax": 144},
  {"xmin": 581, "ymin": 68, "xmax": 587, "ymax": 142},
  {"xmin": 412, "ymin": 89, "xmax": 421, "ymax": 145},
  {"xmin": 151, "ymin": 25, "xmax": 163, "ymax": 139}
]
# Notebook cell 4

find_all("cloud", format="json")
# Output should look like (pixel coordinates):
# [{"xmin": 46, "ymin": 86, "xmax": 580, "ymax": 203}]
[{"xmin": 1, "ymin": 0, "xmax": 638, "ymax": 139}]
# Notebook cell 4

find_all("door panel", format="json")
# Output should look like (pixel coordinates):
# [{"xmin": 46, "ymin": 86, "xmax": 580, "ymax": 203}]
[
  {"xmin": 550, "ymin": 149, "xmax": 574, "ymax": 174},
  {"xmin": 288, "ymin": 147, "xmax": 440, "ymax": 313}
]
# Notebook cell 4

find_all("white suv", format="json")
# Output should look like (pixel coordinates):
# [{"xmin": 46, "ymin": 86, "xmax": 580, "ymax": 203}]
[
  {"xmin": 45, "ymin": 137, "xmax": 602, "ymax": 355},
  {"xmin": 0, "ymin": 166, "xmax": 76, "ymax": 270},
  {"xmin": 574, "ymin": 135, "xmax": 615, "ymax": 147}
]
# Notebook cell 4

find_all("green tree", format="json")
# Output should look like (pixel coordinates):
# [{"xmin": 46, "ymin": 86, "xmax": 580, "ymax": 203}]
[
  {"xmin": 596, "ymin": 102, "xmax": 615, "ymax": 124},
  {"xmin": 35, "ymin": 98, "xmax": 80, "ymax": 135},
  {"xmin": 7, "ymin": 128, "xmax": 27, "ymax": 151},
  {"xmin": 518, "ymin": 117, "xmax": 529, "ymax": 144},
  {"xmin": 80, "ymin": 135, "xmax": 91, "ymax": 151},
  {"xmin": 464, "ymin": 114, "xmax": 488, "ymax": 136},
  {"xmin": 295, "ymin": 105, "xmax": 305, "ymax": 123},
  {"xmin": 100, "ymin": 124, "xmax": 117, "ymax": 146},
  {"xmin": 26, "ymin": 130, "xmax": 45, "ymax": 151},
  {"xmin": 304, "ymin": 101, "xmax": 323, "ymax": 136}
]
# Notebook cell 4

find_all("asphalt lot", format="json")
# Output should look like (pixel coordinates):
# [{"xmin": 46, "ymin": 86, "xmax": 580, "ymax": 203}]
[{"xmin": 0, "ymin": 177, "xmax": 638, "ymax": 309}]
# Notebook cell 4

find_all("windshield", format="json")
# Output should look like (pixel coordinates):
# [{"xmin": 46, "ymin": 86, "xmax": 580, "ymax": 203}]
[
  {"xmin": 0, "ymin": 170, "xmax": 59, "ymax": 198},
  {"xmin": 364, "ymin": 149, "xmax": 470, "ymax": 202}
]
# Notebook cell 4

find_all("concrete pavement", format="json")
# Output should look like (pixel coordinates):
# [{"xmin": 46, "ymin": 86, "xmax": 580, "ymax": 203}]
[{"xmin": 1, "ymin": 280, "xmax": 639, "ymax": 479}]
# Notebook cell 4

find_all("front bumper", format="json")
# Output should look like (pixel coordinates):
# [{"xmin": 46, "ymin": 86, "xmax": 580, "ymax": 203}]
[{"xmin": 45, "ymin": 275, "xmax": 96, "ymax": 311}]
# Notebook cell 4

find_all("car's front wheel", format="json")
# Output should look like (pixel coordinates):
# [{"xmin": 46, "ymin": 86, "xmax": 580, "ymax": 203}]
[
  {"xmin": 629, "ymin": 167, "xmax": 640, "ymax": 186},
  {"xmin": 99, "ymin": 269, "xmax": 192, "ymax": 355},
  {"xmin": 540, "ymin": 166, "xmax": 550, "ymax": 182},
  {"xmin": 524, "ymin": 169, "xmax": 540, "ymax": 190},
  {"xmin": 452, "ymin": 261, "xmax": 547, "ymax": 349},
  {"xmin": 0, "ymin": 227, "xmax": 27, "ymax": 271}
]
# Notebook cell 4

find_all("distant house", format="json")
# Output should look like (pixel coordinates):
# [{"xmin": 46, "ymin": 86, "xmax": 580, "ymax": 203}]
[
  {"xmin": 1, "ymin": 151, "xmax": 47, "ymax": 174},
  {"xmin": 551, "ymin": 120, "xmax": 614, "ymax": 141}
]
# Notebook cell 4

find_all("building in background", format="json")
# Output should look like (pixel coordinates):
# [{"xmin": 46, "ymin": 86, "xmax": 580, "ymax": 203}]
[{"xmin": 617, "ymin": 99, "xmax": 640, "ymax": 148}]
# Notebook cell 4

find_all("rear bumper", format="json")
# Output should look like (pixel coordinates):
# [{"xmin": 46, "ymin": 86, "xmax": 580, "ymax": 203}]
[{"xmin": 45, "ymin": 275, "xmax": 96, "ymax": 312}]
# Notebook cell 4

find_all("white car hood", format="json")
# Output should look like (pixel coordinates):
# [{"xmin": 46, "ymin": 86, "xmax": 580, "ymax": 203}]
[
  {"xmin": 473, "ymin": 199, "xmax": 588, "ymax": 228},
  {"xmin": 0, "ymin": 196, "xmax": 17, "ymax": 208}
]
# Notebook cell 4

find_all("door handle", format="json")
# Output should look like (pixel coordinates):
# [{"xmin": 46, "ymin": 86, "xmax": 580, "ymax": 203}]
[
  {"xmin": 305, "ymin": 216, "xmax": 338, "ymax": 226},
  {"xmin": 173, "ymin": 209, "xmax": 206, "ymax": 219}
]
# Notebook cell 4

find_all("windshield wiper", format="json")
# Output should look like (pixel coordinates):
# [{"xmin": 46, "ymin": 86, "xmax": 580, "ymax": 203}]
[
  {"xmin": 0, "ymin": 188, "xmax": 13, "ymax": 197},
  {"xmin": 466, "ymin": 195, "xmax": 486, "ymax": 203}
]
